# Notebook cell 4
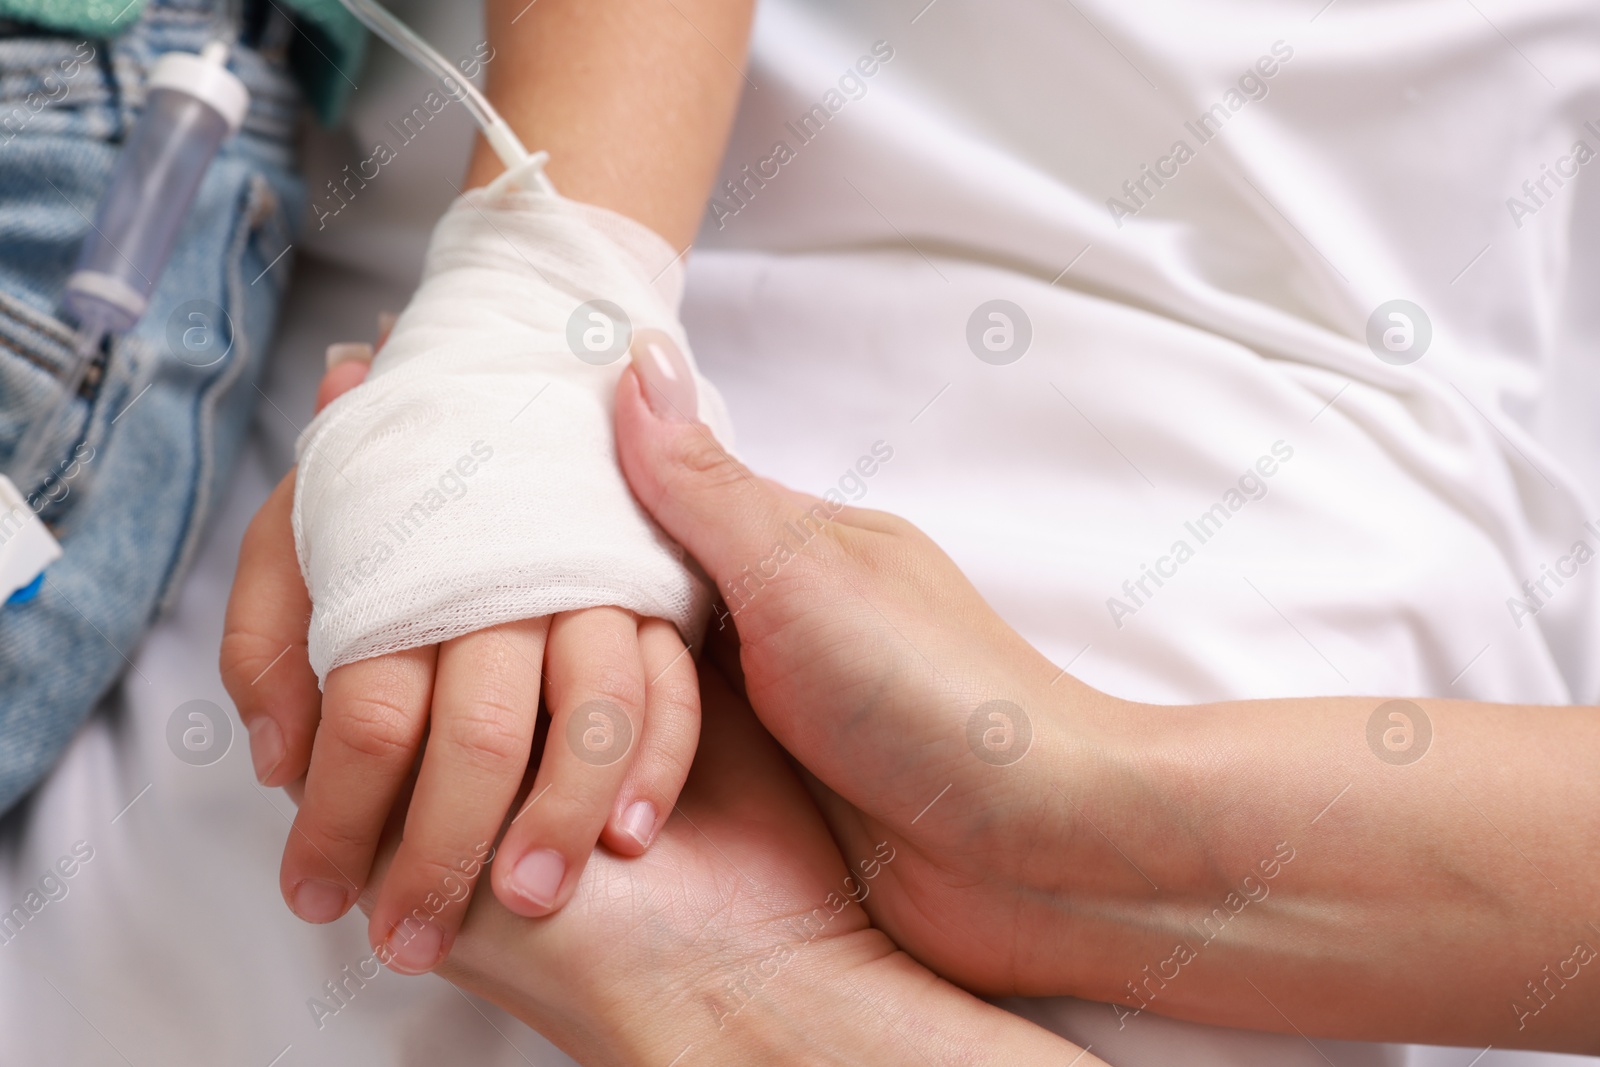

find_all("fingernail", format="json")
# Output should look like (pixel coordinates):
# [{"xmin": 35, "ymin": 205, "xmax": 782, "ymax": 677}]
[
  {"xmin": 247, "ymin": 717, "xmax": 284, "ymax": 784},
  {"xmin": 620, "ymin": 800, "xmax": 657, "ymax": 848},
  {"xmin": 291, "ymin": 879, "xmax": 348, "ymax": 923},
  {"xmin": 509, "ymin": 849, "xmax": 565, "ymax": 908},
  {"xmin": 376, "ymin": 311, "xmax": 398, "ymax": 349},
  {"xmin": 629, "ymin": 328, "xmax": 696, "ymax": 422},
  {"xmin": 384, "ymin": 918, "xmax": 444, "ymax": 975},
  {"xmin": 325, "ymin": 341, "xmax": 374, "ymax": 370}
]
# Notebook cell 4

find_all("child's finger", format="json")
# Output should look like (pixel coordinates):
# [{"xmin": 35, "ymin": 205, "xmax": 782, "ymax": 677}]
[
  {"xmin": 280, "ymin": 647, "xmax": 437, "ymax": 925},
  {"xmin": 221, "ymin": 470, "xmax": 323, "ymax": 787},
  {"xmin": 367, "ymin": 618, "xmax": 548, "ymax": 974},
  {"xmin": 491, "ymin": 606, "xmax": 645, "ymax": 917},
  {"xmin": 600, "ymin": 618, "xmax": 700, "ymax": 856},
  {"xmin": 224, "ymin": 341, "xmax": 373, "ymax": 785}
]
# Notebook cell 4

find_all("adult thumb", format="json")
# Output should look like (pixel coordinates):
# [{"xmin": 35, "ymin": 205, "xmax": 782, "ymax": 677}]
[{"xmin": 614, "ymin": 332, "xmax": 835, "ymax": 603}]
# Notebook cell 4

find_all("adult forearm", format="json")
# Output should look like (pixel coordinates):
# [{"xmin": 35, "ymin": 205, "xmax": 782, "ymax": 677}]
[
  {"xmin": 1076, "ymin": 691, "xmax": 1600, "ymax": 1050},
  {"xmin": 593, "ymin": 380, "xmax": 1600, "ymax": 1049},
  {"xmin": 467, "ymin": 0, "xmax": 754, "ymax": 246}
]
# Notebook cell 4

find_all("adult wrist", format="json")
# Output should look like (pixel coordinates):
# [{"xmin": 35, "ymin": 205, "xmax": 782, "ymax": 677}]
[
  {"xmin": 598, "ymin": 926, "xmax": 893, "ymax": 1066},
  {"xmin": 626, "ymin": 928, "xmax": 1089, "ymax": 1066},
  {"xmin": 1022, "ymin": 680, "xmax": 1238, "ymax": 1000}
]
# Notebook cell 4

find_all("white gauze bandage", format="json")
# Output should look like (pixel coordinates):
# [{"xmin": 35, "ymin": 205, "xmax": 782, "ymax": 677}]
[{"xmin": 292, "ymin": 163, "xmax": 732, "ymax": 683}]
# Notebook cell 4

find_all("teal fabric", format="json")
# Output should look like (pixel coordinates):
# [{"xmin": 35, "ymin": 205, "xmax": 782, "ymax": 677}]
[{"xmin": 0, "ymin": 0, "xmax": 365, "ymax": 122}]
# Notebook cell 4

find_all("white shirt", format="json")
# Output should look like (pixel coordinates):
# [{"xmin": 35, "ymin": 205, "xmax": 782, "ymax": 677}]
[{"xmin": 687, "ymin": 1, "xmax": 1600, "ymax": 1060}]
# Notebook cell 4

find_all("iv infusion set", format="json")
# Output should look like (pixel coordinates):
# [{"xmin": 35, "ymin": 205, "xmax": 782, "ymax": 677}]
[
  {"xmin": 0, "ymin": 0, "xmax": 544, "ymax": 606},
  {"xmin": 0, "ymin": 40, "xmax": 247, "ymax": 606}
]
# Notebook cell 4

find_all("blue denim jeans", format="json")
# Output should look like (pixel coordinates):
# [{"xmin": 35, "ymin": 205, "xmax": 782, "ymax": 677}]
[{"xmin": 0, "ymin": 0, "xmax": 303, "ymax": 814}]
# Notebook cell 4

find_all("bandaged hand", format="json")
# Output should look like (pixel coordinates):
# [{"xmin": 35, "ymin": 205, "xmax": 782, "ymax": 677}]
[{"xmin": 222, "ymin": 164, "xmax": 731, "ymax": 976}]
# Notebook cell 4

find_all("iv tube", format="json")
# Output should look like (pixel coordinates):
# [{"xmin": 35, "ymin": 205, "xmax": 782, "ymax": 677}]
[{"xmin": 336, "ymin": 0, "xmax": 550, "ymax": 189}]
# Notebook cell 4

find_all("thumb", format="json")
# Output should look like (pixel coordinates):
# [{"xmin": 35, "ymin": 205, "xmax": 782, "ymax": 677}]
[{"xmin": 614, "ymin": 333, "xmax": 840, "ymax": 606}]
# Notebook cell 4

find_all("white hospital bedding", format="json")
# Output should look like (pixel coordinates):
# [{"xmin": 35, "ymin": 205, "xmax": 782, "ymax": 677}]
[{"xmin": 5, "ymin": 0, "xmax": 1600, "ymax": 1063}]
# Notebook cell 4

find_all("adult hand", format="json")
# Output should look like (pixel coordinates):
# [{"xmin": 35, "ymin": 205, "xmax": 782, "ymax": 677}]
[
  {"xmin": 614, "ymin": 353, "xmax": 1173, "ymax": 999},
  {"xmin": 348, "ymin": 664, "xmax": 1104, "ymax": 1066},
  {"xmin": 615, "ymin": 352, "xmax": 1600, "ymax": 1053}
]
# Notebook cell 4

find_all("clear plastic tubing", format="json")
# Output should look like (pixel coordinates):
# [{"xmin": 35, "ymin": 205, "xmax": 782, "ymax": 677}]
[{"xmin": 336, "ymin": 0, "xmax": 549, "ymax": 189}]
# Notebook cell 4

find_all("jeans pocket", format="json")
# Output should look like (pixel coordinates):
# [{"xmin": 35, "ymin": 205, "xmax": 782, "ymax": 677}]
[{"xmin": 0, "ymin": 287, "xmax": 105, "ymax": 523}]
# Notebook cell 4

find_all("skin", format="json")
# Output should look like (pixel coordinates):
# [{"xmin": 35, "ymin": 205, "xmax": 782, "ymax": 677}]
[
  {"xmin": 220, "ymin": 0, "xmax": 757, "ymax": 977},
  {"xmin": 611, "ymin": 366, "xmax": 1600, "ymax": 1053},
  {"xmin": 462, "ymin": 0, "xmax": 751, "ymax": 246}
]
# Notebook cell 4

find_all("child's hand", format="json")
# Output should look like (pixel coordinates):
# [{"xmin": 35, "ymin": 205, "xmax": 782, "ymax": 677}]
[{"xmin": 222, "ymin": 326, "xmax": 702, "ymax": 976}]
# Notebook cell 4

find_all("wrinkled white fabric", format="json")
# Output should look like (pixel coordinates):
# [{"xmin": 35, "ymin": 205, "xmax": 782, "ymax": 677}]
[
  {"xmin": 293, "ymin": 162, "xmax": 732, "ymax": 681},
  {"xmin": 686, "ymin": 1, "xmax": 1600, "ymax": 1065}
]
